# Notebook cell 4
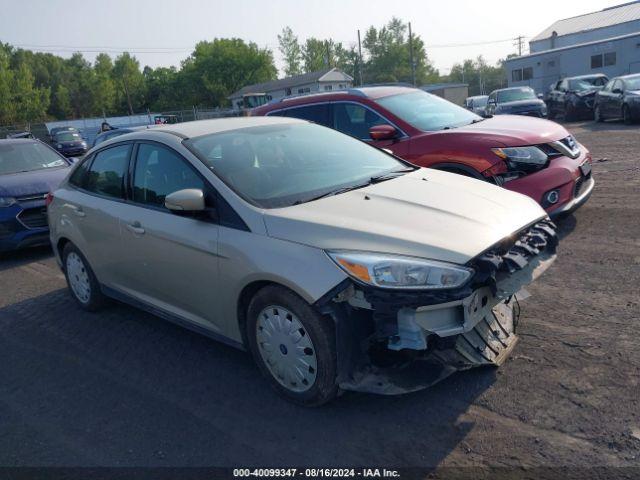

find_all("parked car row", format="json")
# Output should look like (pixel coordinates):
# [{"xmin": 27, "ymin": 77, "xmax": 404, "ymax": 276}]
[
  {"xmin": 466, "ymin": 73, "xmax": 640, "ymax": 125},
  {"xmin": 44, "ymin": 117, "xmax": 559, "ymax": 405},
  {"xmin": 253, "ymin": 86, "xmax": 593, "ymax": 218},
  {"xmin": 2, "ymin": 85, "xmax": 593, "ymax": 405}
]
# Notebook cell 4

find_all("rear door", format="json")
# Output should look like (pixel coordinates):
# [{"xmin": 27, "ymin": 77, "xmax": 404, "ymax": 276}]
[
  {"xmin": 115, "ymin": 141, "xmax": 223, "ymax": 332},
  {"xmin": 610, "ymin": 80, "xmax": 625, "ymax": 118},
  {"xmin": 62, "ymin": 143, "xmax": 133, "ymax": 287}
]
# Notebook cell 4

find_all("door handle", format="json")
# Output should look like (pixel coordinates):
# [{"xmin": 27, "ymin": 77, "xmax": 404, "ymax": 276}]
[
  {"xmin": 71, "ymin": 205, "xmax": 85, "ymax": 217},
  {"xmin": 126, "ymin": 222, "xmax": 145, "ymax": 235}
]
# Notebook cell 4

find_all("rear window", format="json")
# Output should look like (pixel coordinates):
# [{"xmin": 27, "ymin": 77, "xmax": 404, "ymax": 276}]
[{"xmin": 85, "ymin": 144, "xmax": 130, "ymax": 199}]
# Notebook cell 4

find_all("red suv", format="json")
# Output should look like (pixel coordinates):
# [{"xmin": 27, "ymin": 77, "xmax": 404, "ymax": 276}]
[{"xmin": 252, "ymin": 86, "xmax": 594, "ymax": 216}]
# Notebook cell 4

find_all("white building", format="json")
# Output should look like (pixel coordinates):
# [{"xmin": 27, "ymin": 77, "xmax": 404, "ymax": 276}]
[
  {"xmin": 505, "ymin": 1, "xmax": 640, "ymax": 93},
  {"xmin": 228, "ymin": 68, "xmax": 354, "ymax": 110}
]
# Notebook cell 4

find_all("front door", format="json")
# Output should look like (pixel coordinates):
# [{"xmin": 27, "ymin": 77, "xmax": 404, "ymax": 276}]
[
  {"xmin": 116, "ymin": 142, "xmax": 223, "ymax": 332},
  {"xmin": 332, "ymin": 102, "xmax": 410, "ymax": 157}
]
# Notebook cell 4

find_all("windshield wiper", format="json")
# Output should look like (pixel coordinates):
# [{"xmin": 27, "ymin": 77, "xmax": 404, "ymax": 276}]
[
  {"xmin": 293, "ymin": 181, "xmax": 373, "ymax": 205},
  {"xmin": 293, "ymin": 168, "xmax": 415, "ymax": 206},
  {"xmin": 369, "ymin": 168, "xmax": 416, "ymax": 183}
]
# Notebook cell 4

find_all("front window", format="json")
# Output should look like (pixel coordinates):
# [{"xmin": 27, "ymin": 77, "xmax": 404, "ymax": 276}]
[
  {"xmin": 55, "ymin": 132, "xmax": 82, "ymax": 142},
  {"xmin": 375, "ymin": 90, "xmax": 480, "ymax": 131},
  {"xmin": 0, "ymin": 142, "xmax": 68, "ymax": 175},
  {"xmin": 497, "ymin": 88, "xmax": 536, "ymax": 103},
  {"xmin": 185, "ymin": 123, "xmax": 411, "ymax": 208}
]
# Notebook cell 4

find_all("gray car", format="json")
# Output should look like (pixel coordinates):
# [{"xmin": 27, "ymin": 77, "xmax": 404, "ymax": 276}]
[{"xmin": 47, "ymin": 117, "xmax": 558, "ymax": 405}]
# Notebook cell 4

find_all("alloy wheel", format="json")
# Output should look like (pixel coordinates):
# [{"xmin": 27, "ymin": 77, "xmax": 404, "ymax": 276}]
[{"xmin": 255, "ymin": 305, "xmax": 318, "ymax": 393}]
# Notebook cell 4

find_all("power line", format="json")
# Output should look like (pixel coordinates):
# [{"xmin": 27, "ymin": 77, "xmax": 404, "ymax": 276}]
[{"xmin": 425, "ymin": 37, "xmax": 516, "ymax": 48}]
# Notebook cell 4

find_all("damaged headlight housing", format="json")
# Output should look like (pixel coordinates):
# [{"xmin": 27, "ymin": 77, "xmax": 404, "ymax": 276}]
[
  {"xmin": 327, "ymin": 251, "xmax": 474, "ymax": 290},
  {"xmin": 492, "ymin": 146, "xmax": 548, "ymax": 172}
]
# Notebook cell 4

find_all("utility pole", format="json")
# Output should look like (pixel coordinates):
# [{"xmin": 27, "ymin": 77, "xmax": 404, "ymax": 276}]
[
  {"xmin": 358, "ymin": 30, "xmax": 362, "ymax": 86},
  {"xmin": 325, "ymin": 40, "xmax": 331, "ymax": 67},
  {"xmin": 357, "ymin": 29, "xmax": 364, "ymax": 86},
  {"xmin": 514, "ymin": 35, "xmax": 525, "ymax": 56},
  {"xmin": 408, "ymin": 22, "xmax": 416, "ymax": 86}
]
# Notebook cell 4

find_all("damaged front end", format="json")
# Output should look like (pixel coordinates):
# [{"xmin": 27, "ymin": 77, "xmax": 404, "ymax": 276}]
[{"xmin": 316, "ymin": 219, "xmax": 558, "ymax": 395}]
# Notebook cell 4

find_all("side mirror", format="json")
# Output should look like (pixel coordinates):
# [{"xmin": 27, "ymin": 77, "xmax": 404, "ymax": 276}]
[
  {"xmin": 369, "ymin": 124, "xmax": 398, "ymax": 141},
  {"xmin": 165, "ymin": 189, "xmax": 206, "ymax": 212}
]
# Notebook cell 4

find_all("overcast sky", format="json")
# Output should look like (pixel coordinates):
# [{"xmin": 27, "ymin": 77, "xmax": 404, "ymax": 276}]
[{"xmin": 0, "ymin": 0, "xmax": 624, "ymax": 76}]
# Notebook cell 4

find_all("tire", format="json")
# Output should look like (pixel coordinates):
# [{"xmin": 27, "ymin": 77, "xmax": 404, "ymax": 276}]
[
  {"xmin": 623, "ymin": 105, "xmax": 632, "ymax": 125},
  {"xmin": 594, "ymin": 105, "xmax": 604, "ymax": 123},
  {"xmin": 546, "ymin": 103, "xmax": 555, "ymax": 120},
  {"xmin": 246, "ymin": 285, "xmax": 338, "ymax": 406},
  {"xmin": 62, "ymin": 243, "xmax": 107, "ymax": 312}
]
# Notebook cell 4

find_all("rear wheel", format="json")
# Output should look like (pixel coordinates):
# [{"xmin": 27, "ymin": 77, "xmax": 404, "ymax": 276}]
[
  {"xmin": 62, "ymin": 243, "xmax": 107, "ymax": 311},
  {"xmin": 246, "ymin": 285, "xmax": 338, "ymax": 406}
]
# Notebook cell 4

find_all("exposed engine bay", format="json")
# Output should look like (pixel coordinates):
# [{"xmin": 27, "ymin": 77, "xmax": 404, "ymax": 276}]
[{"xmin": 316, "ymin": 219, "xmax": 559, "ymax": 394}]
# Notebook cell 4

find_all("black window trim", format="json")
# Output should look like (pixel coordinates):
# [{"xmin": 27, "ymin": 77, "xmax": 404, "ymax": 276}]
[
  {"xmin": 68, "ymin": 139, "xmax": 249, "ymax": 231},
  {"xmin": 265, "ymin": 100, "xmax": 409, "ymax": 140}
]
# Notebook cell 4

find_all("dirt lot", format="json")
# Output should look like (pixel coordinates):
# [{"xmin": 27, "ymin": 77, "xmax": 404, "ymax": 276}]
[{"xmin": 0, "ymin": 121, "xmax": 639, "ymax": 476}]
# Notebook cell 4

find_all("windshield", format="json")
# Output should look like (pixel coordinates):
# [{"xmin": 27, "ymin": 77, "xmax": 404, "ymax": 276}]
[
  {"xmin": 626, "ymin": 77, "xmax": 640, "ymax": 91},
  {"xmin": 55, "ymin": 132, "xmax": 82, "ymax": 142},
  {"xmin": 376, "ymin": 90, "xmax": 481, "ymax": 131},
  {"xmin": 185, "ymin": 123, "xmax": 411, "ymax": 208},
  {"xmin": 474, "ymin": 97, "xmax": 488, "ymax": 107},
  {"xmin": 497, "ymin": 88, "xmax": 536, "ymax": 103},
  {"xmin": 569, "ymin": 78, "xmax": 606, "ymax": 91},
  {"xmin": 0, "ymin": 142, "xmax": 68, "ymax": 175}
]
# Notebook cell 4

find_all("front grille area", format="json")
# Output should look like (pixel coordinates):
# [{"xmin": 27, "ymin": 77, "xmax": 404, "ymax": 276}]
[
  {"xmin": 574, "ymin": 172, "xmax": 592, "ymax": 198},
  {"xmin": 17, "ymin": 207, "xmax": 48, "ymax": 229}
]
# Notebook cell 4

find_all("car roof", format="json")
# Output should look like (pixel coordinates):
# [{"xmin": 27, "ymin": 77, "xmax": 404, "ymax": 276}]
[
  {"xmin": 618, "ymin": 73, "xmax": 640, "ymax": 80},
  {"xmin": 566, "ymin": 74, "xmax": 608, "ymax": 80},
  {"xmin": 150, "ymin": 115, "xmax": 306, "ymax": 139},
  {"xmin": 494, "ymin": 86, "xmax": 533, "ymax": 93},
  {"xmin": 467, "ymin": 95, "xmax": 488, "ymax": 100}
]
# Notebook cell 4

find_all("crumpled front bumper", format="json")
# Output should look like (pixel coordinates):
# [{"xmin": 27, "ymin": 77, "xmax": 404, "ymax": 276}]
[{"xmin": 317, "ymin": 219, "xmax": 558, "ymax": 395}]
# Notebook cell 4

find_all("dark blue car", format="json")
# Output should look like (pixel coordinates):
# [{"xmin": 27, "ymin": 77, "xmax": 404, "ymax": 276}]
[
  {"xmin": 0, "ymin": 139, "xmax": 73, "ymax": 252},
  {"xmin": 52, "ymin": 130, "xmax": 88, "ymax": 157}
]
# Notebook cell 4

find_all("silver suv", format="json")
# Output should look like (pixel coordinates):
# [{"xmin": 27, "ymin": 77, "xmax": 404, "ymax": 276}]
[{"xmin": 48, "ymin": 117, "xmax": 558, "ymax": 405}]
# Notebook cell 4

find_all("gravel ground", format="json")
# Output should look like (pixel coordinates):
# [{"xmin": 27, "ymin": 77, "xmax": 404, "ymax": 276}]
[{"xmin": 0, "ymin": 121, "xmax": 638, "ymax": 477}]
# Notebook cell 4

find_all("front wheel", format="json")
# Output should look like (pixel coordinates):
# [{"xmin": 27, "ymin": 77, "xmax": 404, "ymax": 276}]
[
  {"xmin": 594, "ymin": 105, "xmax": 604, "ymax": 123},
  {"xmin": 564, "ymin": 103, "xmax": 575, "ymax": 121},
  {"xmin": 246, "ymin": 285, "xmax": 338, "ymax": 406}
]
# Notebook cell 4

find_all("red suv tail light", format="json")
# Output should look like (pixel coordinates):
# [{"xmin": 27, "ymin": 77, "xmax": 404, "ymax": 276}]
[{"xmin": 45, "ymin": 192, "xmax": 54, "ymax": 207}]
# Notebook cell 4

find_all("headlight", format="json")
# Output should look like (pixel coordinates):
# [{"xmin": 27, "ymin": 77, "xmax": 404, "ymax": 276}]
[
  {"xmin": 57, "ymin": 143, "xmax": 63, "ymax": 149},
  {"xmin": 0, "ymin": 197, "xmax": 17, "ymax": 208},
  {"xmin": 492, "ymin": 146, "xmax": 548, "ymax": 170},
  {"xmin": 327, "ymin": 251, "xmax": 474, "ymax": 290}
]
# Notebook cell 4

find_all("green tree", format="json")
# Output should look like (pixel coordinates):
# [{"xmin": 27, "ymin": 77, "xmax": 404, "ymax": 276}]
[
  {"xmin": 143, "ymin": 65, "xmax": 180, "ymax": 111},
  {"xmin": 181, "ymin": 38, "xmax": 276, "ymax": 107},
  {"xmin": 113, "ymin": 52, "xmax": 145, "ymax": 114},
  {"xmin": 447, "ymin": 55, "xmax": 506, "ymax": 96},
  {"xmin": 92, "ymin": 53, "xmax": 116, "ymax": 116},
  {"xmin": 11, "ymin": 62, "xmax": 50, "ymax": 123},
  {"xmin": 278, "ymin": 27, "xmax": 302, "ymax": 77},
  {"xmin": 65, "ymin": 53, "xmax": 95, "ymax": 118},
  {"xmin": 301, "ymin": 38, "xmax": 329, "ymax": 72},
  {"xmin": 0, "ymin": 45, "xmax": 16, "ymax": 124},
  {"xmin": 363, "ymin": 17, "xmax": 439, "ymax": 85}
]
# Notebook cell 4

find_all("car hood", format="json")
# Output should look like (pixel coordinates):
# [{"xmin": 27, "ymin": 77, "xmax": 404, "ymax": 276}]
[
  {"xmin": 263, "ymin": 169, "xmax": 547, "ymax": 265},
  {"xmin": 440, "ymin": 115, "xmax": 569, "ymax": 147},
  {"xmin": 0, "ymin": 166, "xmax": 71, "ymax": 197}
]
